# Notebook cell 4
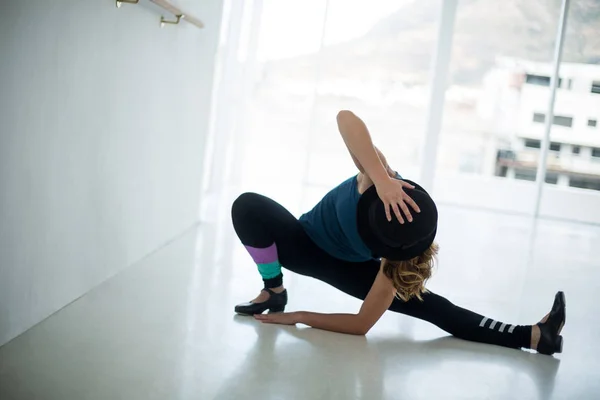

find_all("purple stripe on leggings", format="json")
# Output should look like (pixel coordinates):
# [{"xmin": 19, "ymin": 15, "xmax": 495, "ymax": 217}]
[{"xmin": 245, "ymin": 243, "xmax": 279, "ymax": 264}]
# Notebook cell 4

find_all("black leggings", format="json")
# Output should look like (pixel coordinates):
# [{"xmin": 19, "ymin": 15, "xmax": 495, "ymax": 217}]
[{"xmin": 231, "ymin": 192, "xmax": 531, "ymax": 350}]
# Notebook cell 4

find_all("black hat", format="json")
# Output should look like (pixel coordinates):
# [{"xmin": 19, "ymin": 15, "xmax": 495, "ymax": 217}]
[{"xmin": 356, "ymin": 180, "xmax": 438, "ymax": 261}]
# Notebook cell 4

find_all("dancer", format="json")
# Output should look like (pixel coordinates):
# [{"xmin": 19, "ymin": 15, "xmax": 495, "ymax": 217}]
[{"xmin": 232, "ymin": 110, "xmax": 565, "ymax": 355}]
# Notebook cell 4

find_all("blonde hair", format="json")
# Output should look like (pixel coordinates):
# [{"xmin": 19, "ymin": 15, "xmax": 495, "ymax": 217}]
[{"xmin": 382, "ymin": 242, "xmax": 439, "ymax": 302}]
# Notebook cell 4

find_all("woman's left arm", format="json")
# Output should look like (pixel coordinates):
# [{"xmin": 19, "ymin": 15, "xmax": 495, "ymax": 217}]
[{"xmin": 254, "ymin": 266, "xmax": 396, "ymax": 335}]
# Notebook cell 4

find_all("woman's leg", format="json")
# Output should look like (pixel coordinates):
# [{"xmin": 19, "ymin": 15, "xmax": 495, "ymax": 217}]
[
  {"xmin": 231, "ymin": 192, "xmax": 325, "ymax": 289},
  {"xmin": 388, "ymin": 292, "xmax": 531, "ymax": 349},
  {"xmin": 232, "ymin": 192, "xmax": 298, "ymax": 288},
  {"xmin": 289, "ymin": 256, "xmax": 533, "ymax": 351}
]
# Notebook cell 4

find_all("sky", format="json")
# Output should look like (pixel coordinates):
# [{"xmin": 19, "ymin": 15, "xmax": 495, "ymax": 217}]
[{"xmin": 254, "ymin": 0, "xmax": 414, "ymax": 60}]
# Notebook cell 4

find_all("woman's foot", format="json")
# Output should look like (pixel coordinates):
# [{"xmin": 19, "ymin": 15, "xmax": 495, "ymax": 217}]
[
  {"xmin": 234, "ymin": 286, "xmax": 288, "ymax": 315},
  {"xmin": 530, "ymin": 291, "xmax": 566, "ymax": 355},
  {"xmin": 250, "ymin": 286, "xmax": 285, "ymax": 303}
]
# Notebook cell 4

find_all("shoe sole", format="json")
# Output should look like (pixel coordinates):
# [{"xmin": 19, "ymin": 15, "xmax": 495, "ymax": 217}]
[
  {"xmin": 557, "ymin": 291, "xmax": 566, "ymax": 335},
  {"xmin": 555, "ymin": 291, "xmax": 565, "ymax": 354},
  {"xmin": 558, "ymin": 335, "xmax": 563, "ymax": 353},
  {"xmin": 234, "ymin": 306, "xmax": 286, "ymax": 316}
]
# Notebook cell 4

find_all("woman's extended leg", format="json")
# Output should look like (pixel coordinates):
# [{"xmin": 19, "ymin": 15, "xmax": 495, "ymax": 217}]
[
  {"xmin": 287, "ymin": 256, "xmax": 536, "ymax": 351},
  {"xmin": 389, "ymin": 291, "xmax": 532, "ymax": 349}
]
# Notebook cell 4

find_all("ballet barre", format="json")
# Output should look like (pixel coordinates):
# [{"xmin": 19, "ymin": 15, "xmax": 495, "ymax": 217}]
[{"xmin": 116, "ymin": 0, "xmax": 204, "ymax": 29}]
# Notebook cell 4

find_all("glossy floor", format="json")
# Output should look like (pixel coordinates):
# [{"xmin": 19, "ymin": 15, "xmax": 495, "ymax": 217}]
[{"xmin": 1, "ymin": 202, "xmax": 599, "ymax": 400}]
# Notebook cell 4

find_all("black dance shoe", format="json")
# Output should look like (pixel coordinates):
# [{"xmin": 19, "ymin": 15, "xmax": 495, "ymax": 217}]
[
  {"xmin": 234, "ymin": 288, "xmax": 288, "ymax": 315},
  {"xmin": 536, "ymin": 291, "xmax": 566, "ymax": 355}
]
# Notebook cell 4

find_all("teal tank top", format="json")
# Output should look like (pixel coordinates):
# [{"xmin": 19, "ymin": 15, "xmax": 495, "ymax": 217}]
[{"xmin": 299, "ymin": 175, "xmax": 375, "ymax": 262}]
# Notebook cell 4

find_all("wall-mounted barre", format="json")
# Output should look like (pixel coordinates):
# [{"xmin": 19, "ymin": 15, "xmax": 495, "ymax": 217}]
[
  {"xmin": 115, "ymin": 0, "xmax": 204, "ymax": 29},
  {"xmin": 116, "ymin": 0, "xmax": 139, "ymax": 7},
  {"xmin": 160, "ymin": 14, "xmax": 183, "ymax": 27},
  {"xmin": 150, "ymin": 0, "xmax": 204, "ymax": 29}
]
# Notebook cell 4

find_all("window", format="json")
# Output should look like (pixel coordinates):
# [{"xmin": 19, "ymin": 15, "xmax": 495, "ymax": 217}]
[
  {"xmin": 515, "ymin": 169, "xmax": 536, "ymax": 181},
  {"xmin": 592, "ymin": 148, "xmax": 600, "ymax": 158},
  {"xmin": 514, "ymin": 169, "xmax": 557, "ymax": 183},
  {"xmin": 526, "ymin": 74, "xmax": 563, "ymax": 87},
  {"xmin": 569, "ymin": 176, "xmax": 600, "ymax": 191},
  {"xmin": 532, "ymin": 113, "xmax": 573, "ymax": 127},
  {"xmin": 545, "ymin": 173, "xmax": 559, "ymax": 185},
  {"xmin": 524, "ymin": 139, "xmax": 541, "ymax": 149},
  {"xmin": 572, "ymin": 146, "xmax": 581, "ymax": 155},
  {"xmin": 526, "ymin": 74, "xmax": 550, "ymax": 86},
  {"xmin": 588, "ymin": 119, "xmax": 597, "ymax": 127},
  {"xmin": 553, "ymin": 116, "xmax": 573, "ymax": 127},
  {"xmin": 592, "ymin": 81, "xmax": 600, "ymax": 94},
  {"xmin": 523, "ymin": 139, "xmax": 561, "ymax": 151},
  {"xmin": 497, "ymin": 149, "xmax": 515, "ymax": 161}
]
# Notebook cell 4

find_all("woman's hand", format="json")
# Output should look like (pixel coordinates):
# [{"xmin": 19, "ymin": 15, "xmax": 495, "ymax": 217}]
[
  {"xmin": 254, "ymin": 312, "xmax": 301, "ymax": 325},
  {"xmin": 375, "ymin": 178, "xmax": 421, "ymax": 223}
]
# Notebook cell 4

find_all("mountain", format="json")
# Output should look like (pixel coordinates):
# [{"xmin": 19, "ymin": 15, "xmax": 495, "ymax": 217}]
[{"xmin": 264, "ymin": 0, "xmax": 600, "ymax": 86}]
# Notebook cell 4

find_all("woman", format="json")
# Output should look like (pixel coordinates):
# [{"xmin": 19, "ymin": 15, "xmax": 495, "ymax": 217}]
[{"xmin": 231, "ymin": 110, "xmax": 565, "ymax": 355}]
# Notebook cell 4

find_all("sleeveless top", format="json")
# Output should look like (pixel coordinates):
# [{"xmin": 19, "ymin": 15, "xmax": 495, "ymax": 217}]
[
  {"xmin": 298, "ymin": 175, "xmax": 375, "ymax": 262},
  {"xmin": 299, "ymin": 172, "xmax": 403, "ymax": 262}
]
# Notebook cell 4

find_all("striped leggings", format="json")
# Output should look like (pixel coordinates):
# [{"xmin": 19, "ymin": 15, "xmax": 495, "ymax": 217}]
[{"xmin": 232, "ymin": 192, "xmax": 532, "ymax": 350}]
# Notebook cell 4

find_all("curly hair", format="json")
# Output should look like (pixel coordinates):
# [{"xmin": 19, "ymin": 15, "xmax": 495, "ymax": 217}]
[{"xmin": 381, "ymin": 242, "xmax": 439, "ymax": 301}]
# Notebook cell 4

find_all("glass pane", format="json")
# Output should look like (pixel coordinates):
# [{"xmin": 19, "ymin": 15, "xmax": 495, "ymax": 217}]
[
  {"xmin": 539, "ymin": 1, "xmax": 600, "ymax": 224},
  {"xmin": 230, "ymin": 0, "xmax": 329, "ymax": 213},
  {"xmin": 434, "ymin": 0, "xmax": 562, "ymax": 214},
  {"xmin": 303, "ymin": 0, "xmax": 440, "ymax": 196}
]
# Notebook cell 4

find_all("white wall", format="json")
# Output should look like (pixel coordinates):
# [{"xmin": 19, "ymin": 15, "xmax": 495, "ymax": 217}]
[{"xmin": 0, "ymin": 0, "xmax": 223, "ymax": 346}]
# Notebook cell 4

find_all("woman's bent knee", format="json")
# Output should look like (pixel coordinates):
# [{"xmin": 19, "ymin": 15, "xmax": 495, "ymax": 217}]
[{"xmin": 231, "ymin": 192, "xmax": 262, "ymax": 221}]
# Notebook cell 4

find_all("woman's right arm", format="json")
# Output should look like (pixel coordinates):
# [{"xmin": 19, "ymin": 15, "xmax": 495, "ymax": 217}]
[
  {"xmin": 336, "ymin": 110, "xmax": 389, "ymax": 186},
  {"xmin": 350, "ymin": 147, "xmax": 395, "ymax": 178},
  {"xmin": 337, "ymin": 110, "xmax": 420, "ymax": 223}
]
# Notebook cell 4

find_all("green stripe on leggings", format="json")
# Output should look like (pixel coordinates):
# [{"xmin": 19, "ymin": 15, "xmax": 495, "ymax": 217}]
[{"xmin": 257, "ymin": 261, "xmax": 282, "ymax": 279}]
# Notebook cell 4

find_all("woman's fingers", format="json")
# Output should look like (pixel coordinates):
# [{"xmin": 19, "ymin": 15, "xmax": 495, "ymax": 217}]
[
  {"xmin": 255, "ymin": 314, "xmax": 275, "ymax": 323},
  {"xmin": 398, "ymin": 199, "xmax": 412, "ymax": 223},
  {"xmin": 391, "ymin": 202, "xmax": 404, "ymax": 224},
  {"xmin": 384, "ymin": 202, "xmax": 392, "ymax": 222},
  {"xmin": 404, "ymin": 195, "xmax": 421, "ymax": 213},
  {"xmin": 378, "ymin": 181, "xmax": 422, "ymax": 223},
  {"xmin": 397, "ymin": 181, "xmax": 420, "ymax": 214}
]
